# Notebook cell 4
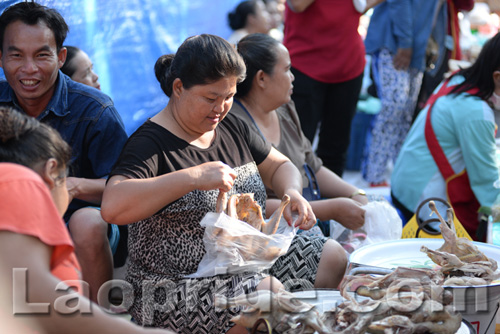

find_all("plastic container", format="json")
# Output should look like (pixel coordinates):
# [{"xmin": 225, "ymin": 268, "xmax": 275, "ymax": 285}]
[
  {"xmin": 449, "ymin": 284, "xmax": 500, "ymax": 334},
  {"xmin": 348, "ymin": 239, "xmax": 500, "ymax": 334}
]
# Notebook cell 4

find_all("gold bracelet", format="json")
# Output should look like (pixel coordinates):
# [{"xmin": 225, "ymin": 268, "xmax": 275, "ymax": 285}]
[{"xmin": 349, "ymin": 189, "xmax": 366, "ymax": 198}]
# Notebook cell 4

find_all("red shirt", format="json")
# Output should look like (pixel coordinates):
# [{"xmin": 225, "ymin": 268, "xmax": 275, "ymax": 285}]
[
  {"xmin": 0, "ymin": 163, "xmax": 81, "ymax": 290},
  {"xmin": 283, "ymin": 0, "xmax": 366, "ymax": 83}
]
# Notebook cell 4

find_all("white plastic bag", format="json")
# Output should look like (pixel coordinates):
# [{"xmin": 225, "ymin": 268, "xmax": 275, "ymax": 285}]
[
  {"xmin": 330, "ymin": 200, "xmax": 402, "ymax": 253},
  {"xmin": 187, "ymin": 212, "xmax": 296, "ymax": 278},
  {"xmin": 362, "ymin": 200, "xmax": 402, "ymax": 244}
]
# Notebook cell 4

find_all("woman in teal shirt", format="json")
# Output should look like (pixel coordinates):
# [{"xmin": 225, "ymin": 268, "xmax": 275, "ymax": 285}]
[{"xmin": 391, "ymin": 32, "xmax": 500, "ymax": 240}]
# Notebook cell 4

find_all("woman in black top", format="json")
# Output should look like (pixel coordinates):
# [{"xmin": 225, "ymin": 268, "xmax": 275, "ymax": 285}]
[{"xmin": 102, "ymin": 34, "xmax": 318, "ymax": 334}]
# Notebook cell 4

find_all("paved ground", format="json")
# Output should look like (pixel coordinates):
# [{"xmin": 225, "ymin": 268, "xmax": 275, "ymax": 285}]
[{"xmin": 342, "ymin": 169, "xmax": 390, "ymax": 199}]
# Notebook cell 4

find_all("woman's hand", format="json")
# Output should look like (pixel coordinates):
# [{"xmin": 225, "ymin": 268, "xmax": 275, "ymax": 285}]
[
  {"xmin": 284, "ymin": 189, "xmax": 316, "ymax": 229},
  {"xmin": 65, "ymin": 177, "xmax": 106, "ymax": 204},
  {"xmin": 351, "ymin": 193, "xmax": 368, "ymax": 206},
  {"xmin": 192, "ymin": 162, "xmax": 237, "ymax": 192},
  {"xmin": 308, "ymin": 197, "xmax": 366, "ymax": 230},
  {"xmin": 330, "ymin": 198, "xmax": 366, "ymax": 230},
  {"xmin": 393, "ymin": 47, "xmax": 412, "ymax": 70},
  {"xmin": 65, "ymin": 177, "xmax": 79, "ymax": 203}
]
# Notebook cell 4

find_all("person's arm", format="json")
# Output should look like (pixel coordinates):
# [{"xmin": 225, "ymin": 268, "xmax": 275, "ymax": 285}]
[
  {"xmin": 286, "ymin": 0, "xmax": 315, "ymax": 12},
  {"xmin": 315, "ymin": 167, "xmax": 368, "ymax": 205},
  {"xmin": 310, "ymin": 198, "xmax": 365, "ymax": 230},
  {"xmin": 458, "ymin": 119, "xmax": 500, "ymax": 210},
  {"xmin": 74, "ymin": 105, "xmax": 128, "ymax": 205},
  {"xmin": 393, "ymin": 48, "xmax": 413, "ymax": 70},
  {"xmin": 267, "ymin": 197, "xmax": 366, "ymax": 229},
  {"xmin": 66, "ymin": 177, "xmax": 106, "ymax": 204},
  {"xmin": 101, "ymin": 161, "xmax": 236, "ymax": 225},
  {"xmin": 258, "ymin": 147, "xmax": 316, "ymax": 229},
  {"xmin": 266, "ymin": 165, "xmax": 367, "ymax": 229},
  {"xmin": 366, "ymin": 0, "xmax": 386, "ymax": 11},
  {"xmin": 387, "ymin": 0, "xmax": 413, "ymax": 70},
  {"xmin": 0, "ymin": 231, "xmax": 172, "ymax": 334}
]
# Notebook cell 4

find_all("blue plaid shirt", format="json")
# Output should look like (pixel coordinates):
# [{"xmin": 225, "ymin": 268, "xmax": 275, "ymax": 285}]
[{"xmin": 0, "ymin": 71, "xmax": 128, "ymax": 220}]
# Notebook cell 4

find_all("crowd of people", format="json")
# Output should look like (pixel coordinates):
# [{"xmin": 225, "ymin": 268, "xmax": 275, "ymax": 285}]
[{"xmin": 1, "ymin": 0, "xmax": 500, "ymax": 333}]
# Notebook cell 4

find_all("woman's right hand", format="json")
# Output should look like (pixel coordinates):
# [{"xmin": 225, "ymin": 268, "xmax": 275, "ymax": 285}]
[
  {"xmin": 327, "ymin": 198, "xmax": 366, "ymax": 230},
  {"xmin": 309, "ymin": 197, "xmax": 366, "ymax": 230},
  {"xmin": 192, "ymin": 161, "xmax": 237, "ymax": 192}
]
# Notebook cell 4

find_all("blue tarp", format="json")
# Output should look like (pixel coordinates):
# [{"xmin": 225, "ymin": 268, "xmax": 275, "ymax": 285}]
[{"xmin": 0, "ymin": 0, "xmax": 241, "ymax": 135}]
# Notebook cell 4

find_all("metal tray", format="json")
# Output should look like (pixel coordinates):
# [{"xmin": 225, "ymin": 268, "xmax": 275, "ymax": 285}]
[
  {"xmin": 348, "ymin": 238, "xmax": 500, "ymax": 285},
  {"xmin": 291, "ymin": 289, "xmax": 474, "ymax": 334}
]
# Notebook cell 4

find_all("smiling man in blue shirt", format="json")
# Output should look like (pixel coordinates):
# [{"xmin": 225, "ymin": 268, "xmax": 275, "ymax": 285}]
[{"xmin": 0, "ymin": 2, "xmax": 128, "ymax": 303}]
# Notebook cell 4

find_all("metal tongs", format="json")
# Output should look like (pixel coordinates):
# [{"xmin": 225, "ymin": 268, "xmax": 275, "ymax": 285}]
[{"xmin": 347, "ymin": 263, "xmax": 394, "ymax": 277}]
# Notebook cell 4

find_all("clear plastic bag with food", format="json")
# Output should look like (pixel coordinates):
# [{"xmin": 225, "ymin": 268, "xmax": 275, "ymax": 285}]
[{"xmin": 186, "ymin": 212, "xmax": 296, "ymax": 278}]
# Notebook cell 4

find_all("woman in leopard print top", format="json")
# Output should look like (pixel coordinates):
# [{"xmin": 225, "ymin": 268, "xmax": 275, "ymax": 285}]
[{"xmin": 102, "ymin": 34, "xmax": 316, "ymax": 334}]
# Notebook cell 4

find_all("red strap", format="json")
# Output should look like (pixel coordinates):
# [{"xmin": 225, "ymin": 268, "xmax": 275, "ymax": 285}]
[{"xmin": 424, "ymin": 80, "xmax": 479, "ymax": 180}]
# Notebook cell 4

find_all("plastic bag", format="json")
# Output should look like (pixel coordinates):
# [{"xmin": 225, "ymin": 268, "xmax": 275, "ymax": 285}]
[
  {"xmin": 186, "ymin": 212, "xmax": 296, "ymax": 278},
  {"xmin": 330, "ymin": 200, "xmax": 402, "ymax": 253}
]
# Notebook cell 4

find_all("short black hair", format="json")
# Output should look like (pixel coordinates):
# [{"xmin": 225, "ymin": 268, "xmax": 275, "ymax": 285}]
[
  {"xmin": 227, "ymin": 0, "xmax": 258, "ymax": 31},
  {"xmin": 0, "ymin": 2, "xmax": 69, "ymax": 52},
  {"xmin": 236, "ymin": 33, "xmax": 280, "ymax": 98},
  {"xmin": 155, "ymin": 34, "xmax": 246, "ymax": 97}
]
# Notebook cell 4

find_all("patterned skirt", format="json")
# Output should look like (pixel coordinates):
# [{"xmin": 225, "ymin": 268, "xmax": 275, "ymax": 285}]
[
  {"xmin": 127, "ymin": 234, "xmax": 327, "ymax": 333},
  {"xmin": 127, "ymin": 269, "xmax": 266, "ymax": 334},
  {"xmin": 269, "ymin": 234, "xmax": 327, "ymax": 291}
]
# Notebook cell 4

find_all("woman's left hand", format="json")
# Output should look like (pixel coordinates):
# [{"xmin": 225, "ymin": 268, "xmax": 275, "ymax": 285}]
[
  {"xmin": 284, "ymin": 189, "xmax": 316, "ymax": 229},
  {"xmin": 66, "ymin": 176, "xmax": 80, "ymax": 203}
]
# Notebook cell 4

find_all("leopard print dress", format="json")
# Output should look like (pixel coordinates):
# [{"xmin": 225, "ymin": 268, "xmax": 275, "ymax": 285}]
[
  {"xmin": 126, "ymin": 163, "xmax": 268, "ymax": 333},
  {"xmin": 110, "ymin": 116, "xmax": 272, "ymax": 333},
  {"xmin": 111, "ymin": 115, "xmax": 325, "ymax": 333}
]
